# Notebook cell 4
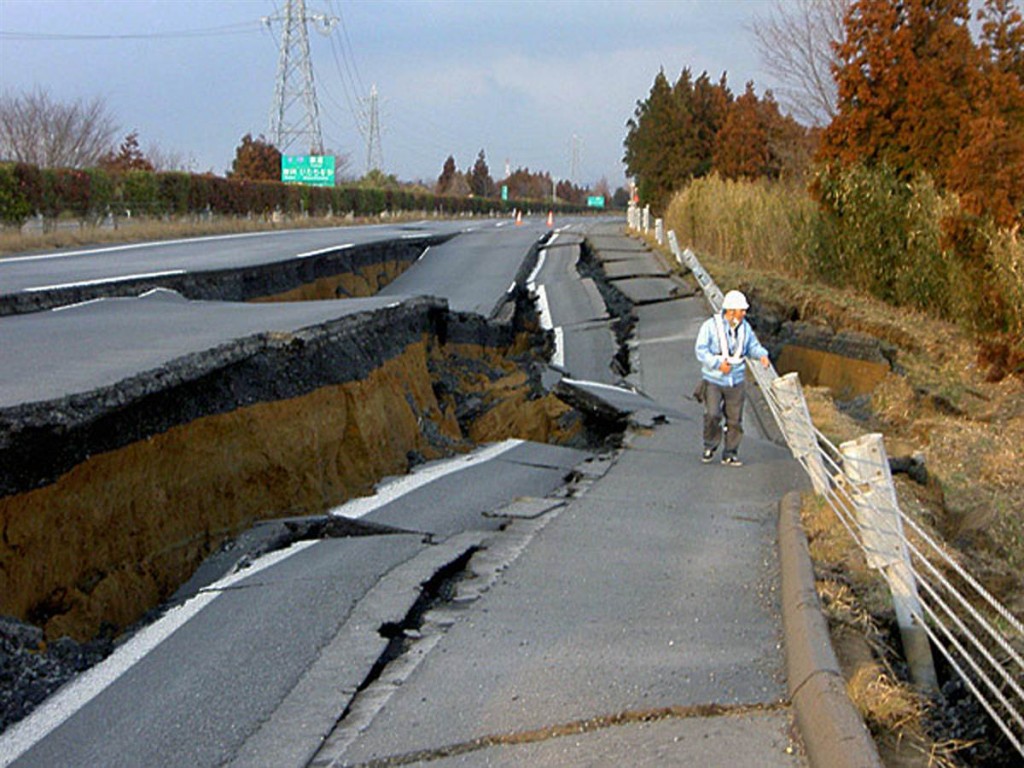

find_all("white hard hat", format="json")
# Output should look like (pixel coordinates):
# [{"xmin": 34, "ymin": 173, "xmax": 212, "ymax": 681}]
[{"xmin": 722, "ymin": 290, "xmax": 749, "ymax": 310}]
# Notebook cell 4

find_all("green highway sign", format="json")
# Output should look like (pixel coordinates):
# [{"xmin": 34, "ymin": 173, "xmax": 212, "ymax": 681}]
[
  {"xmin": 587, "ymin": 195, "xmax": 606, "ymax": 208},
  {"xmin": 281, "ymin": 155, "xmax": 335, "ymax": 187}
]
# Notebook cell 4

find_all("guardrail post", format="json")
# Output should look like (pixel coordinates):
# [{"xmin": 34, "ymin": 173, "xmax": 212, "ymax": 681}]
[
  {"xmin": 770, "ymin": 373, "xmax": 829, "ymax": 495},
  {"xmin": 840, "ymin": 433, "xmax": 938, "ymax": 691},
  {"xmin": 655, "ymin": 218, "xmax": 664, "ymax": 245},
  {"xmin": 642, "ymin": 205, "xmax": 650, "ymax": 234},
  {"xmin": 667, "ymin": 230, "xmax": 682, "ymax": 265},
  {"xmin": 678, "ymin": 244, "xmax": 723, "ymax": 310}
]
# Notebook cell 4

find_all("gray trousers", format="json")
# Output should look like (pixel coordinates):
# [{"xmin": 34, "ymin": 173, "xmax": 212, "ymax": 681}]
[{"xmin": 703, "ymin": 380, "xmax": 745, "ymax": 457}]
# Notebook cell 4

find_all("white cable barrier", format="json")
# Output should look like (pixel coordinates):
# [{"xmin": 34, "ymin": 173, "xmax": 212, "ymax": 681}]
[{"xmin": 657, "ymin": 227, "xmax": 1024, "ymax": 759}]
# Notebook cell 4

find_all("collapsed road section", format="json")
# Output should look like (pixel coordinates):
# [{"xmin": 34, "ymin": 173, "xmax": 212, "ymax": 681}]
[
  {"xmin": 0, "ymin": 286, "xmax": 590, "ymax": 645},
  {"xmin": 1, "ymin": 222, "xmax": 675, "ymax": 752}
]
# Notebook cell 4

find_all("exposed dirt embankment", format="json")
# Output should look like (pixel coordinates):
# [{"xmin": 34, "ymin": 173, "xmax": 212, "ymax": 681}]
[{"xmin": 0, "ymin": 297, "xmax": 584, "ymax": 643}]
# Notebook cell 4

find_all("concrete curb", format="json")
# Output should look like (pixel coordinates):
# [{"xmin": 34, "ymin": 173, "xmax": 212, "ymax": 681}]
[{"xmin": 778, "ymin": 491, "xmax": 883, "ymax": 768}]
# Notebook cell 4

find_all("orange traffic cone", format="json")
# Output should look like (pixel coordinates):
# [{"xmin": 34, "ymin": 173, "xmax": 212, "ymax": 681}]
[
  {"xmin": 515, "ymin": 210, "xmax": 522, "ymax": 226},
  {"xmin": 546, "ymin": 210, "xmax": 554, "ymax": 228}
]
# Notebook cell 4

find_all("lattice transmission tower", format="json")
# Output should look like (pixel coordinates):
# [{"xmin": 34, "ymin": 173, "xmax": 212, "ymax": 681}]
[
  {"xmin": 264, "ymin": 0, "xmax": 336, "ymax": 155},
  {"xmin": 365, "ymin": 84, "xmax": 383, "ymax": 172},
  {"xmin": 569, "ymin": 134, "xmax": 582, "ymax": 183}
]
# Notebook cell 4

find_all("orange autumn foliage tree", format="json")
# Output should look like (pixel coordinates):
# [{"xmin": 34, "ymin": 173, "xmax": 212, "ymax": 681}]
[
  {"xmin": 821, "ymin": 0, "xmax": 980, "ymax": 181},
  {"xmin": 714, "ymin": 83, "xmax": 812, "ymax": 181},
  {"xmin": 821, "ymin": 0, "xmax": 1024, "ymax": 227},
  {"xmin": 714, "ymin": 83, "xmax": 772, "ymax": 180},
  {"xmin": 949, "ymin": 0, "xmax": 1024, "ymax": 227}
]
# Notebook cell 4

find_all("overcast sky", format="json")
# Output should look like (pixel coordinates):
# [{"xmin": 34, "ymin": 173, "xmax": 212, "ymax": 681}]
[{"xmin": 0, "ymin": 0, "xmax": 775, "ymax": 187}]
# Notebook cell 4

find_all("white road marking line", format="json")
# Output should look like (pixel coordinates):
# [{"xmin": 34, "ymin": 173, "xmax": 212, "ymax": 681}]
[
  {"xmin": 631, "ymin": 331, "xmax": 694, "ymax": 346},
  {"xmin": 50, "ymin": 298, "xmax": 105, "ymax": 312},
  {"xmin": 0, "ymin": 228, "xmax": 346, "ymax": 264},
  {"xmin": 330, "ymin": 439, "xmax": 526, "ymax": 520},
  {"xmin": 534, "ymin": 284, "xmax": 554, "ymax": 330},
  {"xmin": 0, "ymin": 540, "xmax": 318, "ymax": 767},
  {"xmin": 24, "ymin": 270, "xmax": 186, "ymax": 292},
  {"xmin": 296, "ymin": 243, "xmax": 354, "ymax": 258},
  {"xmin": 561, "ymin": 377, "xmax": 639, "ymax": 394},
  {"xmin": 526, "ymin": 250, "xmax": 547, "ymax": 288}
]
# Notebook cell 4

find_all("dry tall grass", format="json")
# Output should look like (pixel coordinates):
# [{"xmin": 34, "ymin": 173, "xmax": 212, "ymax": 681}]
[
  {"xmin": 664, "ymin": 173, "xmax": 816, "ymax": 275},
  {"xmin": 989, "ymin": 227, "xmax": 1024, "ymax": 338},
  {"xmin": 665, "ymin": 173, "xmax": 1023, "ymax": 352}
]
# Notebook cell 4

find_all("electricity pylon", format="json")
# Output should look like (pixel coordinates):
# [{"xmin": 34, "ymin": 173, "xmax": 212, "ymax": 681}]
[
  {"xmin": 570, "ymin": 134, "xmax": 582, "ymax": 183},
  {"xmin": 264, "ymin": 0, "xmax": 335, "ymax": 155},
  {"xmin": 365, "ymin": 84, "xmax": 383, "ymax": 172}
]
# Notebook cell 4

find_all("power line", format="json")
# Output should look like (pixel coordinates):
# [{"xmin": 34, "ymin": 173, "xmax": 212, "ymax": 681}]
[
  {"xmin": 326, "ymin": 0, "xmax": 365, "ymax": 96},
  {"xmin": 0, "ymin": 23, "xmax": 262, "ymax": 41},
  {"xmin": 324, "ymin": 30, "xmax": 366, "ymax": 138}
]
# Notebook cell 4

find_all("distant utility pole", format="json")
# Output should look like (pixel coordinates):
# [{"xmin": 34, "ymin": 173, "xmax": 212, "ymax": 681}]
[
  {"xmin": 264, "ymin": 0, "xmax": 336, "ymax": 155},
  {"xmin": 569, "ymin": 134, "xmax": 582, "ymax": 183},
  {"xmin": 365, "ymin": 84, "xmax": 383, "ymax": 173}
]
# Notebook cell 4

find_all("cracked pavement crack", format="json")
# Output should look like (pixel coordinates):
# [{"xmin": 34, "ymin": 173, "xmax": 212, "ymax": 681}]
[{"xmin": 335, "ymin": 702, "xmax": 792, "ymax": 767}]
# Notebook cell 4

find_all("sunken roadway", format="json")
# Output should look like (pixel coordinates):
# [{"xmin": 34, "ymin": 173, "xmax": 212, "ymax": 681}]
[{"xmin": 0, "ymin": 218, "xmax": 861, "ymax": 767}]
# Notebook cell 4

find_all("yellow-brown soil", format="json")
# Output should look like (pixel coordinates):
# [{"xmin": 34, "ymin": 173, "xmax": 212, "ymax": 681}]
[
  {"xmin": 252, "ymin": 261, "xmax": 411, "ymax": 302},
  {"xmin": 0, "ymin": 336, "xmax": 581, "ymax": 642}
]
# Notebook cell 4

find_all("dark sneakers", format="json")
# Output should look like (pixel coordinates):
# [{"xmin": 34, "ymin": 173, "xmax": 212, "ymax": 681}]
[
  {"xmin": 701, "ymin": 448, "xmax": 715, "ymax": 463},
  {"xmin": 721, "ymin": 455, "xmax": 743, "ymax": 467}
]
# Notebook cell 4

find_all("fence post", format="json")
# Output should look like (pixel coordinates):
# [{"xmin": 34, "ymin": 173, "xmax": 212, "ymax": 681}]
[
  {"xmin": 642, "ymin": 205, "xmax": 650, "ymax": 234},
  {"xmin": 840, "ymin": 433, "xmax": 938, "ymax": 691},
  {"xmin": 770, "ymin": 373, "xmax": 829, "ymax": 495},
  {"xmin": 655, "ymin": 218, "xmax": 664, "ymax": 245},
  {"xmin": 667, "ymin": 230, "xmax": 682, "ymax": 266}
]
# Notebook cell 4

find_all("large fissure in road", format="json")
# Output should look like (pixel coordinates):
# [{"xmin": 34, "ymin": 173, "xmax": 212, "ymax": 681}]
[
  {"xmin": 0, "ymin": 232, "xmax": 639, "ymax": 735},
  {"xmin": 0, "ymin": 300, "xmax": 589, "ymax": 645}
]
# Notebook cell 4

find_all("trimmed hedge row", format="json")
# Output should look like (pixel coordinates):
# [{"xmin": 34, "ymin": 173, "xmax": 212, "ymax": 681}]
[{"xmin": 0, "ymin": 163, "xmax": 586, "ymax": 225}]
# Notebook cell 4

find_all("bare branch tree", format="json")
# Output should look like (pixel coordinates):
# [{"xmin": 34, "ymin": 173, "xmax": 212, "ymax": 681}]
[
  {"xmin": 145, "ymin": 143, "xmax": 196, "ymax": 173},
  {"xmin": 0, "ymin": 88, "xmax": 119, "ymax": 168},
  {"xmin": 751, "ymin": 0, "xmax": 849, "ymax": 126}
]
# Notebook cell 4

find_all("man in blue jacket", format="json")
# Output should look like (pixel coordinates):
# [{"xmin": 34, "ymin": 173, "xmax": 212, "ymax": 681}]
[{"xmin": 694, "ymin": 290, "xmax": 771, "ymax": 466}]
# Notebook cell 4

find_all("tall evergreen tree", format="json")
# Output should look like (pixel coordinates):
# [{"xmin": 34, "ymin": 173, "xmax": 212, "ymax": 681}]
[
  {"xmin": 949, "ymin": 0, "xmax": 1024, "ymax": 225},
  {"xmin": 714, "ymin": 83, "xmax": 771, "ymax": 179},
  {"xmin": 822, "ymin": 0, "xmax": 1023, "ymax": 225},
  {"xmin": 623, "ymin": 68, "xmax": 732, "ymax": 212},
  {"xmin": 691, "ymin": 72, "xmax": 732, "ymax": 176},
  {"xmin": 820, "ymin": 0, "xmax": 983, "ymax": 183},
  {"xmin": 979, "ymin": 0, "xmax": 1024, "ymax": 80},
  {"xmin": 469, "ymin": 149, "xmax": 494, "ymax": 197},
  {"xmin": 436, "ymin": 155, "xmax": 458, "ymax": 195}
]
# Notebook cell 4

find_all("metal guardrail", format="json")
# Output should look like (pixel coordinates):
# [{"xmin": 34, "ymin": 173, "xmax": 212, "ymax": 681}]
[{"xmin": 652, "ymin": 225, "xmax": 1024, "ymax": 759}]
